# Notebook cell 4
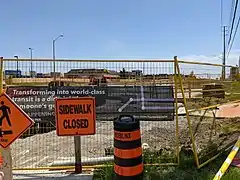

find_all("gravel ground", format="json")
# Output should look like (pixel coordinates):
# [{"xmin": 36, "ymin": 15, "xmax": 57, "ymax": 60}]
[
  {"xmin": 11, "ymin": 120, "xmax": 177, "ymax": 168},
  {"xmin": 10, "ymin": 115, "xmax": 240, "ymax": 169}
]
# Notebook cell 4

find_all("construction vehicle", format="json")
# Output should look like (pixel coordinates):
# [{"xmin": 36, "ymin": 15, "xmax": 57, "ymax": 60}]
[{"xmin": 88, "ymin": 75, "xmax": 107, "ymax": 86}]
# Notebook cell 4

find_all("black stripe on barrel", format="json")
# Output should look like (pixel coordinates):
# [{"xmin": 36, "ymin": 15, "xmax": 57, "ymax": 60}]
[{"xmin": 113, "ymin": 115, "xmax": 143, "ymax": 180}]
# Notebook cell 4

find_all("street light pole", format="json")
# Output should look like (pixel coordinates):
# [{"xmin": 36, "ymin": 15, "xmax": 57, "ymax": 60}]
[
  {"xmin": 14, "ymin": 55, "xmax": 19, "ymax": 78},
  {"xmin": 29, "ymin": 48, "xmax": 33, "ymax": 77},
  {"xmin": 52, "ymin": 34, "xmax": 63, "ymax": 81}
]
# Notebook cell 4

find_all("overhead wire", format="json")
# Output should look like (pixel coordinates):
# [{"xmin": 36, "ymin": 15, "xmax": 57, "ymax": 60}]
[
  {"xmin": 226, "ymin": 14, "xmax": 240, "ymax": 58},
  {"xmin": 228, "ymin": 0, "xmax": 235, "ymax": 31},
  {"xmin": 221, "ymin": 0, "xmax": 223, "ymax": 28},
  {"xmin": 227, "ymin": 0, "xmax": 239, "ymax": 48}
]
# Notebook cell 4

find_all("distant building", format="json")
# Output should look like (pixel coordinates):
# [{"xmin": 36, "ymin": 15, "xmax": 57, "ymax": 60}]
[
  {"xmin": 230, "ymin": 66, "xmax": 239, "ymax": 80},
  {"xmin": 132, "ymin": 70, "xmax": 143, "ymax": 77},
  {"xmin": 64, "ymin": 68, "xmax": 120, "ymax": 79},
  {"xmin": 120, "ymin": 70, "xmax": 143, "ymax": 78},
  {"xmin": 50, "ymin": 72, "xmax": 62, "ymax": 78}
]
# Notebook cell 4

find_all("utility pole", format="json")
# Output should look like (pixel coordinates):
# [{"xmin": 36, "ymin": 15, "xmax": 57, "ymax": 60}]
[
  {"xmin": 238, "ymin": 56, "xmax": 240, "ymax": 74},
  {"xmin": 222, "ymin": 26, "xmax": 227, "ymax": 80},
  {"xmin": 238, "ymin": 56, "xmax": 240, "ymax": 67}
]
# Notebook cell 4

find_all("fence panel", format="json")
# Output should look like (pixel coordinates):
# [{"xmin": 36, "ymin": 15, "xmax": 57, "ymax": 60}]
[
  {"xmin": 177, "ymin": 60, "xmax": 240, "ymax": 168},
  {"xmin": 3, "ymin": 57, "xmax": 238, "ymax": 170},
  {"xmin": 2, "ymin": 58, "xmax": 179, "ymax": 169}
]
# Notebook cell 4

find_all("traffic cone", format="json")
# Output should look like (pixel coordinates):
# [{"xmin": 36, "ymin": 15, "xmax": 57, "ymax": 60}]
[{"xmin": 231, "ymin": 150, "xmax": 240, "ymax": 168}]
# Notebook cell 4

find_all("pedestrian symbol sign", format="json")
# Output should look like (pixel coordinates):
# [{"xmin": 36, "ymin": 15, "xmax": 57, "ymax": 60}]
[
  {"xmin": 0, "ymin": 100, "xmax": 12, "ymax": 127},
  {"xmin": 0, "ymin": 93, "xmax": 34, "ymax": 148}
]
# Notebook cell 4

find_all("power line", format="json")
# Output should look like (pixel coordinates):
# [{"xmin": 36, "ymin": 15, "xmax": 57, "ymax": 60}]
[
  {"xmin": 227, "ymin": 14, "xmax": 240, "ymax": 58},
  {"xmin": 228, "ymin": 0, "xmax": 235, "ymax": 30},
  {"xmin": 227, "ymin": 0, "xmax": 239, "ymax": 48},
  {"xmin": 221, "ymin": 0, "xmax": 223, "ymax": 27}
]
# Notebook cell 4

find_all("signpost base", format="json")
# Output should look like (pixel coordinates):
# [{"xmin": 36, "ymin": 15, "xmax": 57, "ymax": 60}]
[
  {"xmin": 1, "ymin": 147, "xmax": 13, "ymax": 180},
  {"xmin": 74, "ymin": 136, "xmax": 82, "ymax": 174}
]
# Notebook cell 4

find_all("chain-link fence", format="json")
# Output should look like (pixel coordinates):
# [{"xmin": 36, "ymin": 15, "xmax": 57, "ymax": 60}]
[
  {"xmin": 176, "ymin": 59, "xmax": 240, "ymax": 168},
  {"xmin": 1, "ymin": 57, "xmax": 239, "ymax": 170},
  {"xmin": 2, "ymin": 58, "xmax": 180, "ymax": 169}
]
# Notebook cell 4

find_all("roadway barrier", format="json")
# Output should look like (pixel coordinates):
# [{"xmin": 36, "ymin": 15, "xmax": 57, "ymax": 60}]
[
  {"xmin": 213, "ymin": 136, "xmax": 240, "ymax": 180},
  {"xmin": 231, "ymin": 149, "xmax": 240, "ymax": 167},
  {"xmin": 113, "ymin": 115, "xmax": 143, "ymax": 180}
]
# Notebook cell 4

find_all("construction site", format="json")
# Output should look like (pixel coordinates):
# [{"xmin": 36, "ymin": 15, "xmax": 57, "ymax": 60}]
[
  {"xmin": 0, "ymin": 56, "xmax": 238, "ymax": 179},
  {"xmin": 1, "ymin": 0, "xmax": 240, "ymax": 179}
]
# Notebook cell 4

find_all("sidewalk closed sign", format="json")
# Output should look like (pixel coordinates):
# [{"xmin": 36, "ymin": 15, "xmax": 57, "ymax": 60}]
[{"xmin": 55, "ymin": 97, "xmax": 96, "ymax": 136}]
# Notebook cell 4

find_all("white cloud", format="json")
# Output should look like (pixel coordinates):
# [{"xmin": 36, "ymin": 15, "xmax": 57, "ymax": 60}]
[
  {"xmin": 179, "ymin": 49, "xmax": 240, "ymax": 66},
  {"xmin": 176, "ymin": 49, "xmax": 240, "ymax": 78}
]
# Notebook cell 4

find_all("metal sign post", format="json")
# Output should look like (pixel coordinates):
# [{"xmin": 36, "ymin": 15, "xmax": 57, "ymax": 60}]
[
  {"xmin": 55, "ymin": 97, "xmax": 96, "ymax": 174},
  {"xmin": 74, "ymin": 136, "xmax": 82, "ymax": 173}
]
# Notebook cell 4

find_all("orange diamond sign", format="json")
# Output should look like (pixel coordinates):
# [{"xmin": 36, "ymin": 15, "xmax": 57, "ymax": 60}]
[{"xmin": 0, "ymin": 93, "xmax": 34, "ymax": 148}]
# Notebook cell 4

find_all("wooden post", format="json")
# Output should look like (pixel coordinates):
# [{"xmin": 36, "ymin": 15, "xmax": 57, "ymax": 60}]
[
  {"xmin": 74, "ymin": 136, "xmax": 82, "ymax": 174},
  {"xmin": 188, "ymin": 81, "xmax": 191, "ymax": 99},
  {"xmin": 0, "ymin": 57, "xmax": 13, "ymax": 180}
]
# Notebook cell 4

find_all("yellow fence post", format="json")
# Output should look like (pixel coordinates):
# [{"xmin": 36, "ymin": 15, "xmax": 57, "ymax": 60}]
[
  {"xmin": 174, "ymin": 56, "xmax": 200, "ymax": 168},
  {"xmin": 0, "ymin": 57, "xmax": 13, "ymax": 180},
  {"xmin": 174, "ymin": 57, "xmax": 180, "ymax": 165}
]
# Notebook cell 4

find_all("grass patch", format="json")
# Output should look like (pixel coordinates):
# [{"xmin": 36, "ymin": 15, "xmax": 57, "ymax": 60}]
[
  {"xmin": 186, "ymin": 81, "xmax": 240, "ymax": 109},
  {"xmin": 220, "ymin": 118, "xmax": 240, "ymax": 135},
  {"xmin": 226, "ymin": 81, "xmax": 240, "ymax": 101},
  {"xmin": 93, "ymin": 149, "xmax": 240, "ymax": 180}
]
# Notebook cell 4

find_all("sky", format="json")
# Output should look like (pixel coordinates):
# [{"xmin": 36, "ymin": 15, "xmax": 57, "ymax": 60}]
[{"xmin": 1, "ymin": 0, "xmax": 240, "ymax": 75}]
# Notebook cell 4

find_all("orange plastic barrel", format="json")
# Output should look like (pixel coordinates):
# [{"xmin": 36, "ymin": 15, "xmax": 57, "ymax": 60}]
[
  {"xmin": 0, "ymin": 155, "xmax": 3, "ymax": 167},
  {"xmin": 113, "ymin": 115, "xmax": 143, "ymax": 180}
]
